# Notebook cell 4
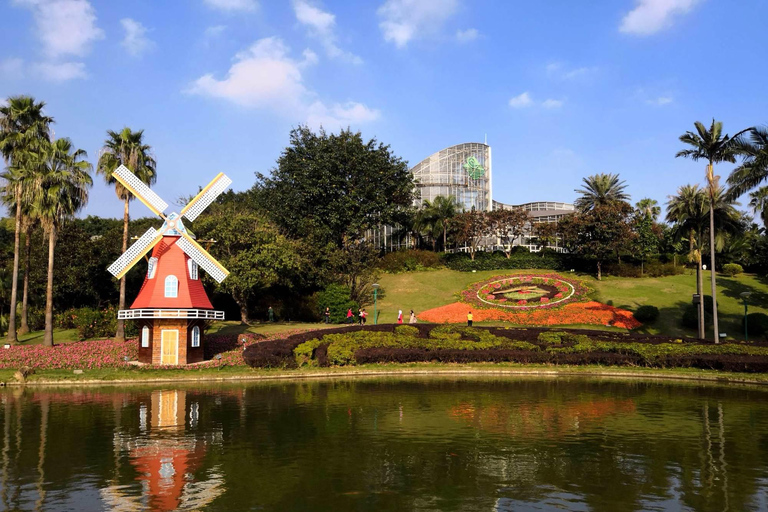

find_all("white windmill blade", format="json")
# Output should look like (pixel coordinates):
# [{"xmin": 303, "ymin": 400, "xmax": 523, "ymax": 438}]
[
  {"xmin": 112, "ymin": 165, "xmax": 169, "ymax": 217},
  {"xmin": 180, "ymin": 173, "xmax": 232, "ymax": 222},
  {"xmin": 177, "ymin": 232, "xmax": 230, "ymax": 283},
  {"xmin": 108, "ymin": 227, "xmax": 164, "ymax": 279}
]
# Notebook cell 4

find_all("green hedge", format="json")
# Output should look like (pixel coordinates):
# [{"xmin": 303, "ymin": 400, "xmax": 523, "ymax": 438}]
[{"xmin": 442, "ymin": 252, "xmax": 566, "ymax": 272}]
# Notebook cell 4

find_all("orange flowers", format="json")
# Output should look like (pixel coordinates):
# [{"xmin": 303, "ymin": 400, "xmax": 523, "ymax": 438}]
[{"xmin": 418, "ymin": 301, "xmax": 641, "ymax": 329}]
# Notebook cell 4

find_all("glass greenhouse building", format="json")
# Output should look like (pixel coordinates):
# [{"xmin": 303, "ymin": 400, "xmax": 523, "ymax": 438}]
[{"xmin": 411, "ymin": 143, "xmax": 492, "ymax": 211}]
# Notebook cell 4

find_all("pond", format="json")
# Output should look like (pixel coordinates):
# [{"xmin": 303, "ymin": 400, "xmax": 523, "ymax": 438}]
[{"xmin": 1, "ymin": 377, "xmax": 768, "ymax": 511}]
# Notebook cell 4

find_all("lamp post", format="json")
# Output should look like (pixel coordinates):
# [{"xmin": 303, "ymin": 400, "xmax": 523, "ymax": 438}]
[
  {"xmin": 740, "ymin": 291, "xmax": 752, "ymax": 342},
  {"xmin": 372, "ymin": 283, "xmax": 380, "ymax": 325}
]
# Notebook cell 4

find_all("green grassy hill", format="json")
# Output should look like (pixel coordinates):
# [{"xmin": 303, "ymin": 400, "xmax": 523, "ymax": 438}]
[{"xmin": 374, "ymin": 268, "xmax": 768, "ymax": 340}]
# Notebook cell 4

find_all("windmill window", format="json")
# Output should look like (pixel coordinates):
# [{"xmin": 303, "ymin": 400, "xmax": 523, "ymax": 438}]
[
  {"xmin": 191, "ymin": 326, "xmax": 200, "ymax": 347},
  {"xmin": 141, "ymin": 326, "xmax": 150, "ymax": 347},
  {"xmin": 147, "ymin": 257, "xmax": 158, "ymax": 279},
  {"xmin": 164, "ymin": 275, "xmax": 178, "ymax": 298},
  {"xmin": 188, "ymin": 259, "xmax": 198, "ymax": 280}
]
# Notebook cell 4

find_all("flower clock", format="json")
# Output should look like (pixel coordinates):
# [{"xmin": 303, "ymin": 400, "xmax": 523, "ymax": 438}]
[{"xmin": 465, "ymin": 274, "xmax": 588, "ymax": 310}]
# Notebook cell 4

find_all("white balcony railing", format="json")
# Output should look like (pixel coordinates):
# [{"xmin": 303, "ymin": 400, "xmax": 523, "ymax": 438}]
[{"xmin": 117, "ymin": 309, "xmax": 225, "ymax": 320}]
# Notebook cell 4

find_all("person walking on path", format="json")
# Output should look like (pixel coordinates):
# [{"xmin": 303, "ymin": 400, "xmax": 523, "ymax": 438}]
[
  {"xmin": 324, "ymin": 307, "xmax": 331, "ymax": 324},
  {"xmin": 397, "ymin": 310, "xmax": 403, "ymax": 324},
  {"xmin": 409, "ymin": 310, "xmax": 417, "ymax": 324},
  {"xmin": 346, "ymin": 308, "xmax": 354, "ymax": 324},
  {"xmin": 358, "ymin": 308, "xmax": 364, "ymax": 326},
  {"xmin": 361, "ymin": 309, "xmax": 368, "ymax": 325},
  {"xmin": 467, "ymin": 311, "xmax": 473, "ymax": 327},
  {"xmin": 268, "ymin": 306, "xmax": 275, "ymax": 322}
]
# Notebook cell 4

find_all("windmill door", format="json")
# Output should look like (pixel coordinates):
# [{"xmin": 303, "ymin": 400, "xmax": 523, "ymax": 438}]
[{"xmin": 161, "ymin": 330, "xmax": 179, "ymax": 365}]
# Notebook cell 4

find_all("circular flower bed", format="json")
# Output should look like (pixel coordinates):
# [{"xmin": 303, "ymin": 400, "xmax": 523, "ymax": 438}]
[{"xmin": 462, "ymin": 273, "xmax": 590, "ymax": 310}]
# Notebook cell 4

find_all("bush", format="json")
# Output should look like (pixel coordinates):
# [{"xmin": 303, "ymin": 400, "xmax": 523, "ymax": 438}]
[
  {"xmin": 315, "ymin": 284, "xmax": 359, "ymax": 324},
  {"xmin": 378, "ymin": 250, "xmax": 443, "ymax": 273},
  {"xmin": 634, "ymin": 305, "xmax": 660, "ymax": 323},
  {"xmin": 443, "ymin": 251, "xmax": 565, "ymax": 272},
  {"xmin": 722, "ymin": 263, "xmax": 743, "ymax": 277},
  {"xmin": 72, "ymin": 306, "xmax": 117, "ymax": 340},
  {"xmin": 744, "ymin": 313, "xmax": 768, "ymax": 340}
]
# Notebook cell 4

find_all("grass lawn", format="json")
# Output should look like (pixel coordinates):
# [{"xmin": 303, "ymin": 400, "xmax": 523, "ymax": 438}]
[
  {"xmin": 16, "ymin": 328, "xmax": 80, "ymax": 345},
  {"xmin": 207, "ymin": 321, "xmax": 340, "ymax": 337},
  {"xmin": 375, "ymin": 268, "xmax": 768, "ymax": 340}
]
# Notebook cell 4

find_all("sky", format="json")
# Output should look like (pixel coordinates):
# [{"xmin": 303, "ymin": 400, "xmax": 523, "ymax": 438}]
[{"xmin": 1, "ymin": 0, "xmax": 766, "ymax": 220}]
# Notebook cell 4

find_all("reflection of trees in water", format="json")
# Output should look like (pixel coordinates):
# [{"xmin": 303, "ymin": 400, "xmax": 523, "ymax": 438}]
[{"xmin": 0, "ymin": 380, "xmax": 766, "ymax": 511}]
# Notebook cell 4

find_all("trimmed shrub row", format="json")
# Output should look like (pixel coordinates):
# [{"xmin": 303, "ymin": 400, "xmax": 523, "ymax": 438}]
[{"xmin": 242, "ymin": 324, "xmax": 768, "ymax": 373}]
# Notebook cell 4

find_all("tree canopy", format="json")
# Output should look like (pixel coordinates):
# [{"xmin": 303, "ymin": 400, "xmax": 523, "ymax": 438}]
[{"xmin": 256, "ymin": 126, "xmax": 416, "ymax": 248}]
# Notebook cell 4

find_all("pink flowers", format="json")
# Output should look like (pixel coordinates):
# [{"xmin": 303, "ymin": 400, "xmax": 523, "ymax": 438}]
[
  {"xmin": 486, "ymin": 294, "xmax": 496, "ymax": 300},
  {"xmin": 517, "ymin": 300, "xmax": 527, "ymax": 305}
]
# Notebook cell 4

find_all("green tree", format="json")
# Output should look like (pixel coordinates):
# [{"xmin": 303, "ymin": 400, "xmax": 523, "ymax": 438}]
[
  {"xmin": 0, "ymin": 95, "xmax": 53, "ymax": 343},
  {"xmin": 450, "ymin": 209, "xmax": 488, "ymax": 261},
  {"xmin": 727, "ymin": 126, "xmax": 768, "ymax": 199},
  {"xmin": 31, "ymin": 138, "xmax": 92, "ymax": 346},
  {"xmin": 747, "ymin": 186, "xmax": 768, "ymax": 226},
  {"xmin": 193, "ymin": 195, "xmax": 303, "ymax": 324},
  {"xmin": 574, "ymin": 173, "xmax": 629, "ymax": 212},
  {"xmin": 632, "ymin": 213, "xmax": 661, "ymax": 276},
  {"xmin": 676, "ymin": 119, "xmax": 750, "ymax": 341},
  {"xmin": 96, "ymin": 128, "xmax": 157, "ymax": 341},
  {"xmin": 667, "ymin": 184, "xmax": 708, "ymax": 338},
  {"xmin": 635, "ymin": 198, "xmax": 661, "ymax": 221},
  {"xmin": 256, "ymin": 126, "xmax": 415, "ymax": 248},
  {"xmin": 422, "ymin": 195, "xmax": 461, "ymax": 251},
  {"xmin": 533, "ymin": 221, "xmax": 559, "ymax": 250},
  {"xmin": 560, "ymin": 201, "xmax": 635, "ymax": 280},
  {"xmin": 487, "ymin": 207, "xmax": 530, "ymax": 258}
]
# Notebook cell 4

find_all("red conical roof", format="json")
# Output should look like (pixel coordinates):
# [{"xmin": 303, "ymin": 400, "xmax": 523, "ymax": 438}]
[{"xmin": 130, "ymin": 236, "xmax": 214, "ymax": 309}]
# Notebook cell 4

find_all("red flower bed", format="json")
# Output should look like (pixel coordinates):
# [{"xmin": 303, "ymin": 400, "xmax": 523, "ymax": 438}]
[{"xmin": 418, "ymin": 301, "xmax": 641, "ymax": 329}]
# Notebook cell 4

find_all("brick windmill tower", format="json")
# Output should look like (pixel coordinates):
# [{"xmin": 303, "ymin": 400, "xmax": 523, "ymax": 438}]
[{"xmin": 106, "ymin": 165, "xmax": 232, "ymax": 365}]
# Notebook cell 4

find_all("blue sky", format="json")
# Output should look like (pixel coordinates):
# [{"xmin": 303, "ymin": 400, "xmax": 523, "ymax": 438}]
[{"xmin": 1, "ymin": 0, "xmax": 766, "ymax": 220}]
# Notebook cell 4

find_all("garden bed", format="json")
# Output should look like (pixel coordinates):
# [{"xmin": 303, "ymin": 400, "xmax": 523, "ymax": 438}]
[{"xmin": 242, "ymin": 324, "xmax": 768, "ymax": 373}]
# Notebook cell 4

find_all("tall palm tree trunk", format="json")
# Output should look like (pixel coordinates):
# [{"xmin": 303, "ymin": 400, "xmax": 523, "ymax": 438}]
[
  {"xmin": 19, "ymin": 226, "xmax": 32, "ymax": 335},
  {"xmin": 708, "ymin": 205, "xmax": 719, "ymax": 342},
  {"xmin": 115, "ymin": 198, "xmax": 129, "ymax": 342},
  {"xmin": 43, "ymin": 227, "xmax": 55, "ymax": 347},
  {"xmin": 6, "ymin": 198, "xmax": 21, "ymax": 344},
  {"xmin": 696, "ymin": 262, "xmax": 705, "ymax": 339},
  {"xmin": 443, "ymin": 227, "xmax": 448, "ymax": 252}
]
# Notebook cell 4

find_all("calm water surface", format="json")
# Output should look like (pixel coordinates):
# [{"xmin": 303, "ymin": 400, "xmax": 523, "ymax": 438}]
[{"xmin": 1, "ymin": 377, "xmax": 767, "ymax": 511}]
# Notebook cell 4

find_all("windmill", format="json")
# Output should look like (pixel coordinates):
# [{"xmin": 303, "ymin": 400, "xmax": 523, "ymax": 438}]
[{"xmin": 106, "ymin": 165, "xmax": 232, "ymax": 365}]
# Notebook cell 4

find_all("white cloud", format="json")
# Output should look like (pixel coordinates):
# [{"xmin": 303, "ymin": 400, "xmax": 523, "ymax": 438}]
[
  {"xmin": 508, "ymin": 92, "xmax": 533, "ymax": 108},
  {"xmin": 377, "ymin": 0, "xmax": 459, "ymax": 48},
  {"xmin": 456, "ymin": 28, "xmax": 478, "ymax": 43},
  {"xmin": 13, "ymin": 0, "xmax": 104, "ymax": 58},
  {"xmin": 187, "ymin": 37, "xmax": 379, "ymax": 130},
  {"xmin": 203, "ymin": 0, "xmax": 257, "ymax": 11},
  {"xmin": 547, "ymin": 62, "xmax": 597, "ymax": 80},
  {"xmin": 509, "ymin": 92, "xmax": 564, "ymax": 109},
  {"xmin": 619, "ymin": 0, "xmax": 699, "ymax": 35},
  {"xmin": 121, "ymin": 18, "xmax": 153, "ymax": 57},
  {"xmin": 0, "ymin": 58, "xmax": 25, "ymax": 79},
  {"xmin": 306, "ymin": 101, "xmax": 380, "ymax": 130},
  {"xmin": 292, "ymin": 0, "xmax": 361, "ymax": 64},
  {"xmin": 542, "ymin": 98, "xmax": 564, "ymax": 109},
  {"xmin": 646, "ymin": 96, "xmax": 673, "ymax": 106},
  {"xmin": 30, "ymin": 61, "xmax": 87, "ymax": 81}
]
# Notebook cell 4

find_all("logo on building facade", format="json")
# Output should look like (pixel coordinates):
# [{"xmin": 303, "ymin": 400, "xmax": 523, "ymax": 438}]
[{"xmin": 463, "ymin": 156, "xmax": 485, "ymax": 179}]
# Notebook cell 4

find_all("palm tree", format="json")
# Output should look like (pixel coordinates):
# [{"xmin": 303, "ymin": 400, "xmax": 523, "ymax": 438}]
[
  {"xmin": 574, "ymin": 173, "xmax": 629, "ymax": 212},
  {"xmin": 31, "ymin": 138, "xmax": 92, "ymax": 346},
  {"xmin": 0, "ymin": 192, "xmax": 36, "ymax": 335},
  {"xmin": 667, "ymin": 185, "xmax": 708, "ymax": 338},
  {"xmin": 635, "ymin": 198, "xmax": 661, "ymax": 220},
  {"xmin": 748, "ymin": 186, "xmax": 768, "ymax": 226},
  {"xmin": 97, "ymin": 128, "xmax": 156, "ymax": 341},
  {"xmin": 727, "ymin": 126, "xmax": 768, "ymax": 199},
  {"xmin": 422, "ymin": 195, "xmax": 461, "ymax": 251},
  {"xmin": 676, "ymin": 119, "xmax": 751, "ymax": 342},
  {"xmin": 0, "ymin": 96, "xmax": 53, "ymax": 343}
]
